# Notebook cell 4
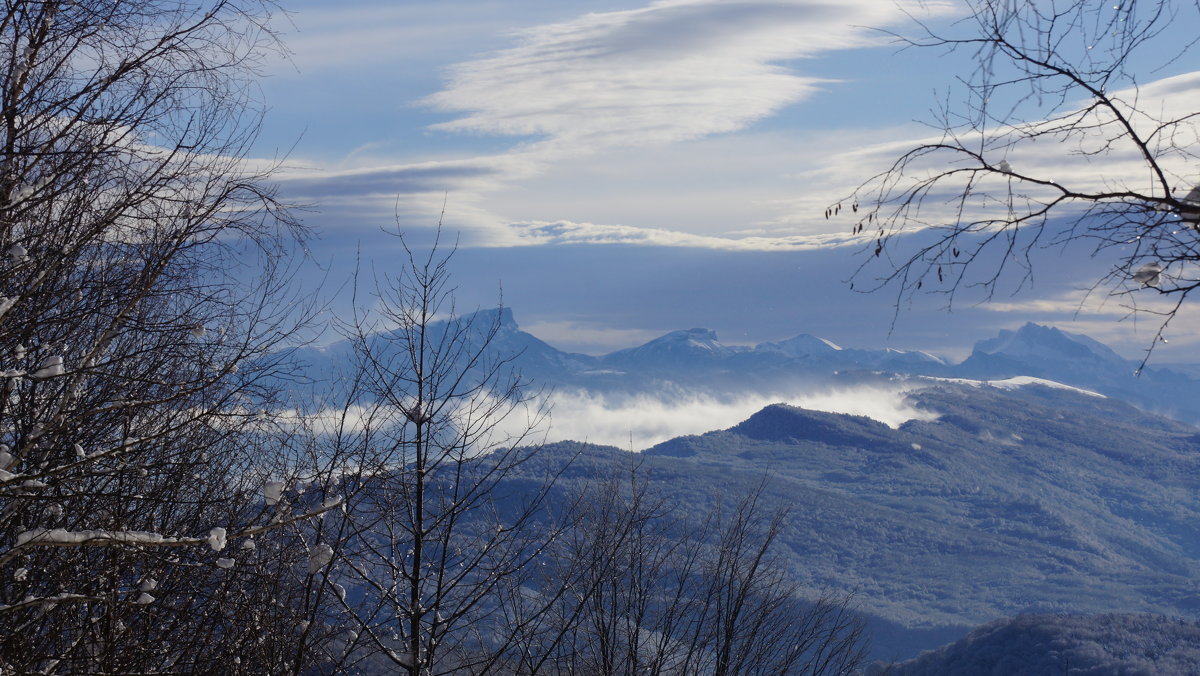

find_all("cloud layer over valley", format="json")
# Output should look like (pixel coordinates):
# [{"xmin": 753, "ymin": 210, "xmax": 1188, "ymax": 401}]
[{"xmin": 535, "ymin": 383, "xmax": 939, "ymax": 450}]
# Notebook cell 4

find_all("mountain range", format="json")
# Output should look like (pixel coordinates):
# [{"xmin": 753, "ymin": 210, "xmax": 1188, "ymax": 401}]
[
  {"xmin": 297, "ymin": 309, "xmax": 1200, "ymax": 427},
  {"xmin": 294, "ymin": 311, "xmax": 1200, "ymax": 669}
]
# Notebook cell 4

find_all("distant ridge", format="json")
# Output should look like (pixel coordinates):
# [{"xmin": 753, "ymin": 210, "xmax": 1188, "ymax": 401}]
[
  {"xmin": 289, "ymin": 309, "xmax": 1200, "ymax": 426},
  {"xmin": 603, "ymin": 327, "xmax": 740, "ymax": 370}
]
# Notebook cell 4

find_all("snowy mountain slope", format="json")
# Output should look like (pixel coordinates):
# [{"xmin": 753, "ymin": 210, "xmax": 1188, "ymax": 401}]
[
  {"xmin": 755, "ymin": 333, "xmax": 844, "ymax": 359},
  {"xmin": 541, "ymin": 382, "xmax": 1200, "ymax": 660},
  {"xmin": 602, "ymin": 327, "xmax": 741, "ymax": 369},
  {"xmin": 562, "ymin": 316, "xmax": 1200, "ymax": 425},
  {"xmin": 969, "ymin": 321, "xmax": 1127, "ymax": 366},
  {"xmin": 956, "ymin": 322, "xmax": 1200, "ymax": 423}
]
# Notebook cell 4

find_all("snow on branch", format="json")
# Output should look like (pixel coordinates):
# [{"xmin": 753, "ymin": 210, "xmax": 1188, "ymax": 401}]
[
  {"xmin": 0, "ymin": 592, "xmax": 99, "ymax": 613},
  {"xmin": 0, "ymin": 496, "xmax": 345, "ymax": 567},
  {"xmin": 15, "ymin": 528, "xmax": 185, "ymax": 548}
]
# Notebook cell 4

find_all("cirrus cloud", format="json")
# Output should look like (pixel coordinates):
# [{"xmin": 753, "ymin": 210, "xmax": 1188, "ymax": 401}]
[
  {"xmin": 424, "ymin": 0, "xmax": 956, "ymax": 152},
  {"xmin": 508, "ymin": 219, "xmax": 864, "ymax": 250}
]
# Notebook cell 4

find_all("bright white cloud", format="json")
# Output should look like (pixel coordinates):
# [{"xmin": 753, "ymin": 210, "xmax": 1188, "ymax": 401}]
[
  {"xmin": 536, "ymin": 384, "xmax": 938, "ymax": 450},
  {"xmin": 278, "ymin": 381, "xmax": 941, "ymax": 455},
  {"xmin": 270, "ymin": 0, "xmax": 964, "ymax": 247},
  {"xmin": 272, "ymin": 0, "xmax": 1200, "ymax": 273},
  {"xmin": 277, "ymin": 65, "xmax": 1200, "ymax": 268},
  {"xmin": 425, "ymin": 0, "xmax": 955, "ymax": 152}
]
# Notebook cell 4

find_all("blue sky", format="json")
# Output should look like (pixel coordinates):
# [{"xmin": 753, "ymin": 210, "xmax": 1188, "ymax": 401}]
[{"xmin": 253, "ymin": 0, "xmax": 1200, "ymax": 362}]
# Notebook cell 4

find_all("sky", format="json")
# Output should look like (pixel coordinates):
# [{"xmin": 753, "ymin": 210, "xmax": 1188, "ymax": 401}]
[{"xmin": 252, "ymin": 0, "xmax": 1200, "ymax": 364}]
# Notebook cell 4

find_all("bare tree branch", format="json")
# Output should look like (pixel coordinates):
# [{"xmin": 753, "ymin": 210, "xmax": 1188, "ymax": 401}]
[{"xmin": 841, "ymin": 0, "xmax": 1200, "ymax": 368}]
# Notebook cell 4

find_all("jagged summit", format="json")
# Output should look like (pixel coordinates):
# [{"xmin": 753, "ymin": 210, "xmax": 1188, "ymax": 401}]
[
  {"xmin": 451, "ymin": 306, "xmax": 519, "ymax": 331},
  {"xmin": 485, "ymin": 305, "xmax": 518, "ymax": 328}
]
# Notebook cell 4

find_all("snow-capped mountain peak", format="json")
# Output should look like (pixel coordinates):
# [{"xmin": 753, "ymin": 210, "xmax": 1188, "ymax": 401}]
[
  {"xmin": 602, "ymin": 327, "xmax": 738, "ymax": 368},
  {"xmin": 755, "ymin": 333, "xmax": 843, "ymax": 358},
  {"xmin": 972, "ymin": 322, "xmax": 1125, "ymax": 366}
]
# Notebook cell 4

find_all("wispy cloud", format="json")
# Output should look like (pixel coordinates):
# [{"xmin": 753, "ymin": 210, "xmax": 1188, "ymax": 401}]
[
  {"xmin": 270, "ymin": 1, "xmax": 962, "ymax": 247},
  {"xmin": 979, "ymin": 289, "xmax": 1128, "ymax": 317},
  {"xmin": 425, "ymin": 0, "xmax": 954, "ymax": 152},
  {"xmin": 269, "ymin": 0, "xmax": 1200, "ymax": 259},
  {"xmin": 509, "ymin": 219, "xmax": 863, "ymax": 250},
  {"xmin": 276, "ymin": 161, "xmax": 504, "ymax": 199}
]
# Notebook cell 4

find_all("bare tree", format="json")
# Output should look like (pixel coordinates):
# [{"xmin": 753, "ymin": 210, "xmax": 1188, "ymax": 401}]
[
  {"xmin": 314, "ymin": 233, "xmax": 563, "ymax": 675},
  {"xmin": 0, "ymin": 0, "xmax": 328, "ymax": 672},
  {"xmin": 489, "ymin": 456, "xmax": 686, "ymax": 676},
  {"xmin": 264, "ymin": 230, "xmax": 868, "ymax": 674},
  {"xmin": 518, "ymin": 460, "xmax": 867, "ymax": 676},
  {"xmin": 844, "ymin": 0, "xmax": 1200, "ymax": 367}
]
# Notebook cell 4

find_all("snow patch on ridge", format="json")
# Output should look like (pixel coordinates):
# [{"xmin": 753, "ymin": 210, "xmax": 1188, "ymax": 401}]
[{"xmin": 923, "ymin": 375, "xmax": 1106, "ymax": 398}]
